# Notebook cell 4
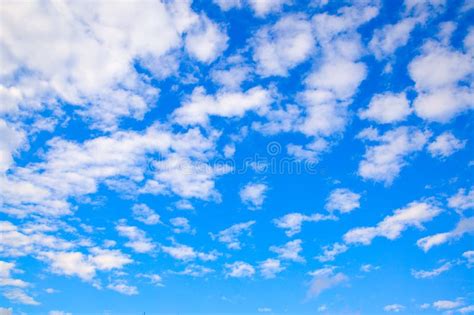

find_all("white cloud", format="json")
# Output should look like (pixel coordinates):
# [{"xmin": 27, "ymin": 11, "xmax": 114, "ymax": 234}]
[
  {"xmin": 161, "ymin": 241, "xmax": 218, "ymax": 262},
  {"xmin": 463, "ymin": 250, "xmax": 474, "ymax": 267},
  {"xmin": 3, "ymin": 288, "xmax": 39, "ymax": 305},
  {"xmin": 39, "ymin": 248, "xmax": 132, "ymax": 282},
  {"xmin": 0, "ymin": 308, "xmax": 12, "ymax": 315},
  {"xmin": 132, "ymin": 204, "xmax": 161, "ymax": 225},
  {"xmin": 270, "ymin": 239, "xmax": 304, "ymax": 262},
  {"xmin": 240, "ymin": 182, "xmax": 268, "ymax": 209},
  {"xmin": 49, "ymin": 311, "xmax": 72, "ymax": 315},
  {"xmin": 360, "ymin": 264, "xmax": 380, "ymax": 273},
  {"xmin": 369, "ymin": 18, "xmax": 417, "ymax": 59},
  {"xmin": 139, "ymin": 273, "xmax": 164, "ymax": 286},
  {"xmin": 417, "ymin": 217, "xmax": 474, "ymax": 252},
  {"xmin": 409, "ymin": 41, "xmax": 474, "ymax": 122},
  {"xmin": 210, "ymin": 221, "xmax": 255, "ymax": 249},
  {"xmin": 224, "ymin": 261, "xmax": 255, "ymax": 278},
  {"xmin": 213, "ymin": 0, "xmax": 242, "ymax": 11},
  {"xmin": 325, "ymin": 188, "xmax": 361, "ymax": 213},
  {"xmin": 0, "ymin": 261, "xmax": 28, "ymax": 288},
  {"xmin": 316, "ymin": 243, "xmax": 348, "ymax": 262},
  {"xmin": 307, "ymin": 267, "xmax": 348, "ymax": 299},
  {"xmin": 257, "ymin": 307, "xmax": 272, "ymax": 313},
  {"xmin": 0, "ymin": 120, "xmax": 25, "ymax": 174},
  {"xmin": 172, "ymin": 86, "xmax": 273, "ymax": 126},
  {"xmin": 411, "ymin": 261, "xmax": 452, "ymax": 279},
  {"xmin": 259, "ymin": 258, "xmax": 285, "ymax": 279},
  {"xmin": 185, "ymin": 15, "xmax": 228, "ymax": 63},
  {"xmin": 428, "ymin": 132, "xmax": 466, "ymax": 159},
  {"xmin": 248, "ymin": 0, "xmax": 290, "ymax": 16},
  {"xmin": 384, "ymin": 304, "xmax": 405, "ymax": 312},
  {"xmin": 174, "ymin": 264, "xmax": 214, "ymax": 277},
  {"xmin": 273, "ymin": 212, "xmax": 336, "ymax": 237},
  {"xmin": 448, "ymin": 187, "xmax": 474, "ymax": 212},
  {"xmin": 116, "ymin": 222, "xmax": 155, "ymax": 253},
  {"xmin": 170, "ymin": 217, "xmax": 195, "ymax": 234},
  {"xmin": 359, "ymin": 92, "xmax": 412, "ymax": 124},
  {"xmin": 357, "ymin": 127, "xmax": 430, "ymax": 184},
  {"xmin": 211, "ymin": 65, "xmax": 251, "ymax": 91},
  {"xmin": 253, "ymin": 14, "xmax": 314, "ymax": 77},
  {"xmin": 433, "ymin": 299, "xmax": 464, "ymax": 310},
  {"xmin": 0, "ymin": 0, "xmax": 207, "ymax": 130},
  {"xmin": 107, "ymin": 281, "xmax": 138, "ymax": 296},
  {"xmin": 344, "ymin": 201, "xmax": 441, "ymax": 245}
]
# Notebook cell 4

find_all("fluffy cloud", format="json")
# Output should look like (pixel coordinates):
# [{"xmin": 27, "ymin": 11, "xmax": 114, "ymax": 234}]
[
  {"xmin": 369, "ymin": 18, "xmax": 417, "ymax": 59},
  {"xmin": 307, "ymin": 267, "xmax": 348, "ymax": 299},
  {"xmin": 0, "ymin": 261, "xmax": 29, "ymax": 288},
  {"xmin": 411, "ymin": 261, "xmax": 452, "ymax": 279},
  {"xmin": 2, "ymin": 288, "xmax": 39, "ymax": 305},
  {"xmin": 38, "ymin": 248, "xmax": 132, "ymax": 282},
  {"xmin": 0, "ymin": 0, "xmax": 210, "ymax": 130},
  {"xmin": 213, "ymin": 0, "xmax": 290, "ymax": 16},
  {"xmin": 259, "ymin": 259, "xmax": 285, "ymax": 279},
  {"xmin": 384, "ymin": 304, "xmax": 405, "ymax": 312},
  {"xmin": 325, "ymin": 188, "xmax": 361, "ymax": 213},
  {"xmin": 0, "ymin": 120, "xmax": 25, "ymax": 173},
  {"xmin": 185, "ymin": 16, "xmax": 228, "ymax": 63},
  {"xmin": 344, "ymin": 201, "xmax": 441, "ymax": 245},
  {"xmin": 409, "ymin": 41, "xmax": 474, "ymax": 122},
  {"xmin": 357, "ymin": 127, "xmax": 430, "ymax": 184},
  {"xmin": 240, "ymin": 182, "xmax": 268, "ymax": 209},
  {"xmin": 210, "ymin": 221, "xmax": 255, "ymax": 249},
  {"xmin": 174, "ymin": 264, "xmax": 214, "ymax": 277},
  {"xmin": 359, "ymin": 92, "xmax": 412, "ymax": 124},
  {"xmin": 253, "ymin": 14, "xmax": 314, "ymax": 77},
  {"xmin": 433, "ymin": 299, "xmax": 464, "ymax": 310},
  {"xmin": 224, "ymin": 261, "xmax": 255, "ymax": 278},
  {"xmin": 107, "ymin": 281, "xmax": 138, "ymax": 296},
  {"xmin": 161, "ymin": 241, "xmax": 218, "ymax": 262},
  {"xmin": 116, "ymin": 222, "xmax": 155, "ymax": 253},
  {"xmin": 132, "ymin": 204, "xmax": 161, "ymax": 225},
  {"xmin": 316, "ymin": 243, "xmax": 348, "ymax": 262},
  {"xmin": 270, "ymin": 239, "xmax": 304, "ymax": 262},
  {"xmin": 428, "ymin": 132, "xmax": 466, "ymax": 159},
  {"xmin": 448, "ymin": 187, "xmax": 474, "ymax": 212},
  {"xmin": 417, "ymin": 217, "xmax": 474, "ymax": 252},
  {"xmin": 273, "ymin": 212, "xmax": 336, "ymax": 237},
  {"xmin": 170, "ymin": 217, "xmax": 195, "ymax": 234},
  {"xmin": 172, "ymin": 86, "xmax": 273, "ymax": 126}
]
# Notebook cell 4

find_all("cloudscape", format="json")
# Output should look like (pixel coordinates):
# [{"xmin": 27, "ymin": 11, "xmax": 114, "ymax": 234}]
[{"xmin": 0, "ymin": 0, "xmax": 473, "ymax": 314}]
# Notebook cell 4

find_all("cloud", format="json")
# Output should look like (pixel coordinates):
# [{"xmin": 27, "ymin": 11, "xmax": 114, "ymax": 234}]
[
  {"xmin": 344, "ymin": 201, "xmax": 441, "ymax": 245},
  {"xmin": 132, "ymin": 204, "xmax": 161, "ymax": 225},
  {"xmin": 409, "ymin": 40, "xmax": 474, "ymax": 122},
  {"xmin": 259, "ymin": 259, "xmax": 285, "ymax": 279},
  {"xmin": 170, "ymin": 217, "xmax": 195, "ymax": 234},
  {"xmin": 248, "ymin": 0, "xmax": 291, "ymax": 17},
  {"xmin": 417, "ymin": 217, "xmax": 474, "ymax": 252},
  {"xmin": 316, "ymin": 243, "xmax": 348, "ymax": 262},
  {"xmin": 433, "ymin": 299, "xmax": 464, "ymax": 310},
  {"xmin": 428, "ymin": 132, "xmax": 466, "ymax": 159},
  {"xmin": 210, "ymin": 221, "xmax": 255, "ymax": 249},
  {"xmin": 38, "ymin": 248, "xmax": 132, "ymax": 282},
  {"xmin": 252, "ymin": 14, "xmax": 314, "ymax": 77},
  {"xmin": 107, "ymin": 281, "xmax": 139, "ymax": 296},
  {"xmin": 185, "ymin": 15, "xmax": 228, "ymax": 63},
  {"xmin": 161, "ymin": 241, "xmax": 219, "ymax": 262},
  {"xmin": 3, "ymin": 288, "xmax": 39, "ymax": 305},
  {"xmin": 0, "ymin": 120, "xmax": 25, "ymax": 173},
  {"xmin": 411, "ymin": 261, "xmax": 452, "ymax": 279},
  {"xmin": 369, "ymin": 18, "xmax": 417, "ymax": 59},
  {"xmin": 360, "ymin": 264, "xmax": 380, "ymax": 273},
  {"xmin": 172, "ymin": 86, "xmax": 273, "ymax": 126},
  {"xmin": 384, "ymin": 304, "xmax": 405, "ymax": 312},
  {"xmin": 49, "ymin": 311, "xmax": 72, "ymax": 315},
  {"xmin": 0, "ymin": 260, "xmax": 29, "ymax": 288},
  {"xmin": 270, "ymin": 239, "xmax": 304, "ymax": 262},
  {"xmin": 325, "ymin": 188, "xmax": 361, "ymax": 214},
  {"xmin": 359, "ymin": 92, "xmax": 412, "ymax": 124},
  {"xmin": 463, "ymin": 250, "xmax": 474, "ymax": 267},
  {"xmin": 116, "ymin": 222, "xmax": 156, "ymax": 253},
  {"xmin": 0, "ymin": 0, "xmax": 208, "ymax": 130},
  {"xmin": 357, "ymin": 127, "xmax": 430, "ymax": 184},
  {"xmin": 240, "ymin": 182, "xmax": 268, "ymax": 209},
  {"xmin": 273, "ymin": 212, "xmax": 336, "ymax": 237},
  {"xmin": 307, "ymin": 267, "xmax": 348, "ymax": 299},
  {"xmin": 448, "ymin": 187, "xmax": 474, "ymax": 212},
  {"xmin": 224, "ymin": 261, "xmax": 255, "ymax": 278},
  {"xmin": 0, "ymin": 308, "xmax": 12, "ymax": 315},
  {"xmin": 174, "ymin": 264, "xmax": 214, "ymax": 277}
]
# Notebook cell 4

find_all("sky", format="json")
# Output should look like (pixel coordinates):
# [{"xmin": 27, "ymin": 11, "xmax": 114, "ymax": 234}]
[{"xmin": 0, "ymin": 0, "xmax": 473, "ymax": 314}]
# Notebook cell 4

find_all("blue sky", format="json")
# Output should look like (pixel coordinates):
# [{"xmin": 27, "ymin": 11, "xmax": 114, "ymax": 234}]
[{"xmin": 0, "ymin": 0, "xmax": 473, "ymax": 314}]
